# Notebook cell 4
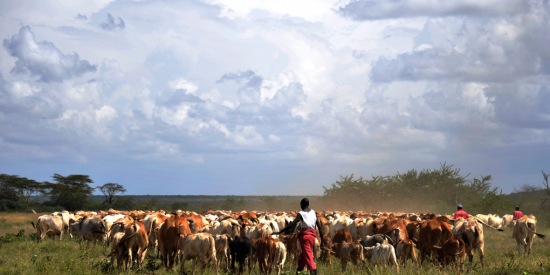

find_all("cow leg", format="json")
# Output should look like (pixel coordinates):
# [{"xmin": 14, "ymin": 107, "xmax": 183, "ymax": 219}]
[
  {"xmin": 180, "ymin": 252, "xmax": 188, "ymax": 275},
  {"xmin": 199, "ymin": 255, "xmax": 208, "ymax": 275},
  {"xmin": 225, "ymin": 250, "xmax": 229, "ymax": 270},
  {"xmin": 138, "ymin": 248, "xmax": 147, "ymax": 270},
  {"xmin": 465, "ymin": 244, "xmax": 474, "ymax": 263},
  {"xmin": 127, "ymin": 248, "xmax": 133, "ymax": 270},
  {"xmin": 478, "ymin": 242, "xmax": 485, "ymax": 266}
]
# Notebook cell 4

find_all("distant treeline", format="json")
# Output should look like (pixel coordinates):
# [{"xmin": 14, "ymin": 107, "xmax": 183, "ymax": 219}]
[{"xmin": 2, "ymin": 164, "xmax": 550, "ymax": 225}]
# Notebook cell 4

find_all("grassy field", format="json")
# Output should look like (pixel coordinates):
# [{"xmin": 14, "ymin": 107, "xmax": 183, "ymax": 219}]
[{"xmin": 0, "ymin": 213, "xmax": 549, "ymax": 274}]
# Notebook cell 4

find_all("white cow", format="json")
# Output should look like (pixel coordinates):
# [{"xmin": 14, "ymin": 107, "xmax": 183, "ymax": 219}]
[{"xmin": 363, "ymin": 243, "xmax": 399, "ymax": 269}]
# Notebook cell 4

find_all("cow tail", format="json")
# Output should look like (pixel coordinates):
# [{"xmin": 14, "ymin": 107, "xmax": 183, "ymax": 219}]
[
  {"xmin": 31, "ymin": 221, "xmax": 36, "ymax": 228},
  {"xmin": 209, "ymin": 235, "xmax": 216, "ymax": 260},
  {"xmin": 118, "ymin": 225, "xmax": 139, "ymax": 247}
]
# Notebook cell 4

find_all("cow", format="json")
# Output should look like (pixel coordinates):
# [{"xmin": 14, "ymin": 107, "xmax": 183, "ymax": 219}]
[
  {"xmin": 406, "ymin": 221, "xmax": 421, "ymax": 245},
  {"xmin": 418, "ymin": 219, "xmax": 453, "ymax": 264},
  {"xmin": 31, "ymin": 215, "xmax": 64, "ymax": 242},
  {"xmin": 332, "ymin": 228, "xmax": 353, "ymax": 244},
  {"xmin": 118, "ymin": 221, "xmax": 149, "ymax": 270},
  {"xmin": 200, "ymin": 219, "xmax": 241, "ymax": 239},
  {"xmin": 363, "ymin": 243, "xmax": 399, "ymax": 270},
  {"xmin": 438, "ymin": 237, "xmax": 465, "ymax": 269},
  {"xmin": 331, "ymin": 241, "xmax": 364, "ymax": 271},
  {"xmin": 107, "ymin": 232, "xmax": 125, "ymax": 269},
  {"xmin": 502, "ymin": 214, "xmax": 515, "ymax": 229},
  {"xmin": 452, "ymin": 218, "xmax": 486, "ymax": 265},
  {"xmin": 229, "ymin": 236, "xmax": 254, "ymax": 275},
  {"xmin": 158, "ymin": 215, "xmax": 192, "ymax": 269},
  {"xmin": 213, "ymin": 234, "xmax": 231, "ymax": 270},
  {"xmin": 281, "ymin": 233, "xmax": 300, "ymax": 264},
  {"xmin": 252, "ymin": 237, "xmax": 278, "ymax": 274},
  {"xmin": 361, "ymin": 234, "xmax": 391, "ymax": 248},
  {"xmin": 512, "ymin": 215, "xmax": 545, "ymax": 256},
  {"xmin": 488, "ymin": 215, "xmax": 503, "ymax": 229},
  {"xmin": 356, "ymin": 219, "xmax": 375, "ymax": 240},
  {"xmin": 395, "ymin": 239, "xmax": 417, "ymax": 267},
  {"xmin": 273, "ymin": 240, "xmax": 287, "ymax": 275},
  {"xmin": 179, "ymin": 233, "xmax": 218, "ymax": 275},
  {"xmin": 328, "ymin": 216, "xmax": 359, "ymax": 241},
  {"xmin": 52, "ymin": 211, "xmax": 71, "ymax": 237},
  {"xmin": 72, "ymin": 217, "xmax": 108, "ymax": 249},
  {"xmin": 320, "ymin": 235, "xmax": 333, "ymax": 264},
  {"xmin": 145, "ymin": 214, "xmax": 169, "ymax": 254},
  {"xmin": 376, "ymin": 219, "xmax": 408, "ymax": 245}
]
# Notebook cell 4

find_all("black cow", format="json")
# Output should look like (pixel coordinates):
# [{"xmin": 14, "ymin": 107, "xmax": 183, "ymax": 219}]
[
  {"xmin": 361, "ymin": 234, "xmax": 392, "ymax": 248},
  {"xmin": 229, "ymin": 236, "xmax": 253, "ymax": 275}
]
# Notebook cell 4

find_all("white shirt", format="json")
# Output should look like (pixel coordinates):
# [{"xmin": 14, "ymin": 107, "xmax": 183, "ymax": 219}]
[{"xmin": 299, "ymin": 209, "xmax": 317, "ymax": 230}]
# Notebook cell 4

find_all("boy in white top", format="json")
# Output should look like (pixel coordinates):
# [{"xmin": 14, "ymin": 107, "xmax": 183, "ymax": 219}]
[{"xmin": 275, "ymin": 198, "xmax": 324, "ymax": 275}]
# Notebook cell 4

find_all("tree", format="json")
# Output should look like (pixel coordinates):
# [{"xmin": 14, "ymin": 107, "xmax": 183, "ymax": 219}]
[
  {"xmin": 0, "ymin": 174, "xmax": 19, "ymax": 201},
  {"xmin": 43, "ymin": 174, "xmax": 95, "ymax": 211},
  {"xmin": 540, "ymin": 170, "xmax": 550, "ymax": 210},
  {"xmin": 12, "ymin": 177, "xmax": 43, "ymax": 202},
  {"xmin": 98, "ymin": 183, "xmax": 127, "ymax": 204}
]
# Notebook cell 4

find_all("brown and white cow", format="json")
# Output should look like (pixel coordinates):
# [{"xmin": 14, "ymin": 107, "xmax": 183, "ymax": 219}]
[
  {"xmin": 452, "ymin": 218, "xmax": 485, "ymax": 266},
  {"xmin": 117, "ymin": 221, "xmax": 149, "ymax": 270}
]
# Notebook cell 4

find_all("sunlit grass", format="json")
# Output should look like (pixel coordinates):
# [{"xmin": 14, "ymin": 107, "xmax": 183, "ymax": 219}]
[{"xmin": 0, "ymin": 212, "xmax": 43, "ymax": 236}]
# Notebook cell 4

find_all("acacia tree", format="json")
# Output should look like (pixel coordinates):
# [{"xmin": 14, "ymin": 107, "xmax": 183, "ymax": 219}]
[
  {"xmin": 44, "ymin": 174, "xmax": 94, "ymax": 211},
  {"xmin": 98, "ymin": 183, "xmax": 126, "ymax": 204}
]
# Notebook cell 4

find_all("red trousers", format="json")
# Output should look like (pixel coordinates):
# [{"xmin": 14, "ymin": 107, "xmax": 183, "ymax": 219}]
[{"xmin": 298, "ymin": 229, "xmax": 316, "ymax": 271}]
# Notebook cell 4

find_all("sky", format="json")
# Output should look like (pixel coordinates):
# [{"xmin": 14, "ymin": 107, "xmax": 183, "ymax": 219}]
[{"xmin": 0, "ymin": 0, "xmax": 549, "ymax": 195}]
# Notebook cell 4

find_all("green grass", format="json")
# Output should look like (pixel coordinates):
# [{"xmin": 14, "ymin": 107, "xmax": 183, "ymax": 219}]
[{"xmin": 0, "ymin": 218, "xmax": 549, "ymax": 274}]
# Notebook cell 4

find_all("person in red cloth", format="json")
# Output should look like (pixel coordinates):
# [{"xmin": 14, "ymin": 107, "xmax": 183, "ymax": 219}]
[
  {"xmin": 275, "ymin": 198, "xmax": 324, "ymax": 275},
  {"xmin": 453, "ymin": 204, "xmax": 470, "ymax": 219},
  {"xmin": 513, "ymin": 206, "xmax": 524, "ymax": 220}
]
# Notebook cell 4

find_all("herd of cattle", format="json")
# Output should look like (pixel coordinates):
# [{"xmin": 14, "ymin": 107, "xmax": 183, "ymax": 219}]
[{"xmin": 30, "ymin": 210, "xmax": 543, "ymax": 274}]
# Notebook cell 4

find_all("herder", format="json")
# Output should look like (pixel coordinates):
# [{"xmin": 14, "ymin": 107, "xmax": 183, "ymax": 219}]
[
  {"xmin": 453, "ymin": 204, "xmax": 470, "ymax": 219},
  {"xmin": 513, "ymin": 206, "xmax": 524, "ymax": 220},
  {"xmin": 276, "ymin": 198, "xmax": 324, "ymax": 275}
]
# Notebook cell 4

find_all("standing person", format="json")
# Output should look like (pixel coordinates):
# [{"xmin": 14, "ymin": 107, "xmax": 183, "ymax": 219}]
[
  {"xmin": 453, "ymin": 204, "xmax": 470, "ymax": 220},
  {"xmin": 275, "ymin": 198, "xmax": 324, "ymax": 275},
  {"xmin": 513, "ymin": 206, "xmax": 524, "ymax": 220}
]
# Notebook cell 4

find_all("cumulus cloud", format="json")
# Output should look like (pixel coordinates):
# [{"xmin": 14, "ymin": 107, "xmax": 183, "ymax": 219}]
[
  {"xmin": 337, "ymin": 0, "xmax": 528, "ymax": 21},
  {"xmin": 3, "ymin": 26, "xmax": 97, "ymax": 82},
  {"xmin": 371, "ymin": 2, "xmax": 550, "ymax": 83},
  {"xmin": 2, "ymin": 0, "xmax": 550, "ymax": 194},
  {"xmin": 100, "ymin": 13, "xmax": 125, "ymax": 31}
]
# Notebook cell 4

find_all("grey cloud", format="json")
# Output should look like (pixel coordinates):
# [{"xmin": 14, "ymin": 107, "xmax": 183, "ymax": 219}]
[
  {"xmin": 269, "ymin": 83, "xmax": 306, "ymax": 107},
  {"xmin": 485, "ymin": 84, "xmax": 550, "ymax": 129},
  {"xmin": 133, "ymin": 109, "xmax": 147, "ymax": 120},
  {"xmin": 76, "ymin": 14, "xmax": 87, "ymax": 20},
  {"xmin": 161, "ymin": 89, "xmax": 204, "ymax": 108},
  {"xmin": 371, "ymin": 5, "xmax": 550, "ymax": 83},
  {"xmin": 100, "ymin": 13, "xmax": 125, "ymax": 31},
  {"xmin": 3, "ymin": 26, "xmax": 97, "ymax": 82},
  {"xmin": 337, "ymin": 0, "xmax": 528, "ymax": 21},
  {"xmin": 217, "ymin": 70, "xmax": 263, "ymax": 104},
  {"xmin": 216, "ymin": 70, "xmax": 258, "ymax": 84}
]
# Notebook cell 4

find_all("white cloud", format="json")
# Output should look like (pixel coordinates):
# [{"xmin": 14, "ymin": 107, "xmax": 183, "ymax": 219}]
[{"xmin": 95, "ymin": 105, "xmax": 117, "ymax": 122}]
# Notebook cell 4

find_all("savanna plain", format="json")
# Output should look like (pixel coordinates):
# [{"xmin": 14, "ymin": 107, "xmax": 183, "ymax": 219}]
[{"xmin": 0, "ymin": 213, "xmax": 549, "ymax": 275}]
